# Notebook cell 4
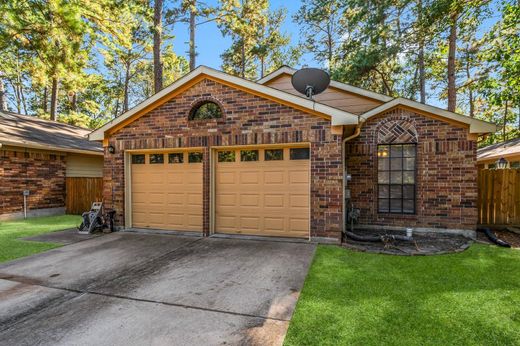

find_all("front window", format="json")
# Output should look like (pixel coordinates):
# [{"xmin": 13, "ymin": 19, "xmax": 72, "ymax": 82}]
[{"xmin": 377, "ymin": 144, "xmax": 416, "ymax": 214}]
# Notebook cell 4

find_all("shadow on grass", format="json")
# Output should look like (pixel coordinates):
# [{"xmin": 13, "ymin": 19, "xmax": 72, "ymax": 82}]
[{"xmin": 285, "ymin": 244, "xmax": 520, "ymax": 346}]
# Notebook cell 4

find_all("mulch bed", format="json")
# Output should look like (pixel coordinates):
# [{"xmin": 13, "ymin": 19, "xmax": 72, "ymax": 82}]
[
  {"xmin": 343, "ymin": 229, "xmax": 472, "ymax": 256},
  {"xmin": 476, "ymin": 228, "xmax": 520, "ymax": 248}
]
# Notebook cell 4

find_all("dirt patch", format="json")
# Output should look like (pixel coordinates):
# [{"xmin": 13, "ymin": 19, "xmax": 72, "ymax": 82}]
[{"xmin": 343, "ymin": 229, "xmax": 472, "ymax": 255}]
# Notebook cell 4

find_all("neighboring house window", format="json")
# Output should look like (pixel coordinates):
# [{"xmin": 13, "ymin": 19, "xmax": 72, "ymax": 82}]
[
  {"xmin": 377, "ymin": 144, "xmax": 416, "ymax": 214},
  {"xmin": 189, "ymin": 101, "xmax": 223, "ymax": 120}
]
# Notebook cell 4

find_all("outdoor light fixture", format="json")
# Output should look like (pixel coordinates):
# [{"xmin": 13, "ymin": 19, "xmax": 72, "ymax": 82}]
[
  {"xmin": 108, "ymin": 145, "xmax": 115, "ymax": 154},
  {"xmin": 496, "ymin": 157, "xmax": 508, "ymax": 169}
]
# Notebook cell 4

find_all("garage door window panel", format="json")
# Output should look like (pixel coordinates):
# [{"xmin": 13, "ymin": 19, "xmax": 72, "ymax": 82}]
[
  {"xmin": 290, "ymin": 148, "xmax": 310, "ymax": 160},
  {"xmin": 132, "ymin": 154, "xmax": 145, "ymax": 164},
  {"xmin": 169, "ymin": 153, "xmax": 184, "ymax": 164},
  {"xmin": 241, "ymin": 150, "xmax": 259, "ymax": 162},
  {"xmin": 150, "ymin": 154, "xmax": 164, "ymax": 164},
  {"xmin": 265, "ymin": 149, "xmax": 283, "ymax": 161},
  {"xmin": 218, "ymin": 151, "xmax": 236, "ymax": 162},
  {"xmin": 188, "ymin": 152, "xmax": 203, "ymax": 163}
]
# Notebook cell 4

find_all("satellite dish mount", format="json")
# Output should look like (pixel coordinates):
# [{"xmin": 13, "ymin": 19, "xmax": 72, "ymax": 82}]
[{"xmin": 291, "ymin": 68, "xmax": 330, "ymax": 100}]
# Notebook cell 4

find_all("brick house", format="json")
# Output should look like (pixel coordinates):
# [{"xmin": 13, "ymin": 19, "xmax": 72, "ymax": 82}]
[
  {"xmin": 89, "ymin": 66, "xmax": 496, "ymax": 242},
  {"xmin": 0, "ymin": 112, "xmax": 103, "ymax": 220}
]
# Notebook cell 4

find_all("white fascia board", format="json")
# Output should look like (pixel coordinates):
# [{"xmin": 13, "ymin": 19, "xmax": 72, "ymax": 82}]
[
  {"xmin": 360, "ymin": 98, "xmax": 497, "ymax": 134},
  {"xmin": 89, "ymin": 66, "xmax": 359, "ymax": 141}
]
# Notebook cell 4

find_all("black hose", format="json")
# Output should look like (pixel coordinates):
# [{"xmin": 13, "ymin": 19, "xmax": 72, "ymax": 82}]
[
  {"xmin": 479, "ymin": 228, "xmax": 511, "ymax": 248},
  {"xmin": 345, "ymin": 231, "xmax": 413, "ymax": 242}
]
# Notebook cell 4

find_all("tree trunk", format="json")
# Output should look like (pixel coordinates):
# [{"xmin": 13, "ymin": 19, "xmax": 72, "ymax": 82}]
[
  {"xmin": 43, "ymin": 86, "xmax": 48, "ymax": 113},
  {"xmin": 465, "ymin": 50, "xmax": 474, "ymax": 117},
  {"xmin": 447, "ymin": 13, "xmax": 457, "ymax": 112},
  {"xmin": 503, "ymin": 100, "xmax": 508, "ymax": 140},
  {"xmin": 153, "ymin": 0, "xmax": 163, "ymax": 93},
  {"xmin": 0, "ymin": 78, "xmax": 7, "ymax": 111},
  {"xmin": 260, "ymin": 56, "xmax": 265, "ymax": 79},
  {"xmin": 189, "ymin": 3, "xmax": 196, "ymax": 71},
  {"xmin": 417, "ymin": 0, "xmax": 425, "ymax": 103},
  {"xmin": 241, "ymin": 41, "xmax": 246, "ymax": 78},
  {"xmin": 50, "ymin": 77, "xmax": 59, "ymax": 121},
  {"xmin": 123, "ymin": 62, "xmax": 131, "ymax": 112}
]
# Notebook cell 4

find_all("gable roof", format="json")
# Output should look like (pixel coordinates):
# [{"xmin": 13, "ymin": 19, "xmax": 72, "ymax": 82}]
[
  {"xmin": 259, "ymin": 66, "xmax": 496, "ymax": 134},
  {"xmin": 0, "ymin": 111, "xmax": 102, "ymax": 155},
  {"xmin": 89, "ymin": 65, "xmax": 497, "ymax": 141},
  {"xmin": 477, "ymin": 137, "xmax": 520, "ymax": 162},
  {"xmin": 89, "ymin": 66, "xmax": 360, "ymax": 141},
  {"xmin": 360, "ymin": 98, "xmax": 496, "ymax": 134},
  {"xmin": 258, "ymin": 66, "xmax": 393, "ymax": 103}
]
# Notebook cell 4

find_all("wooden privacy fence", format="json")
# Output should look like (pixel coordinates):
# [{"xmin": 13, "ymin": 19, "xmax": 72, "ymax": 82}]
[
  {"xmin": 478, "ymin": 169, "xmax": 520, "ymax": 226},
  {"xmin": 66, "ymin": 177, "xmax": 103, "ymax": 214}
]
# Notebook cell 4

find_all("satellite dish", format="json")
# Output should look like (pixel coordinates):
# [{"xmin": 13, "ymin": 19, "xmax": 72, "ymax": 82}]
[{"xmin": 291, "ymin": 68, "xmax": 330, "ymax": 99}]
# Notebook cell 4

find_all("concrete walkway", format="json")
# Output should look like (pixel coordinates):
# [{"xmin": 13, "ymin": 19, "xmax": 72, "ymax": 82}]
[{"xmin": 0, "ymin": 232, "xmax": 316, "ymax": 346}]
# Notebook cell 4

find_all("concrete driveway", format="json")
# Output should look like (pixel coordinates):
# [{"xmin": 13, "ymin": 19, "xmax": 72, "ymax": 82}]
[{"xmin": 0, "ymin": 232, "xmax": 316, "ymax": 346}]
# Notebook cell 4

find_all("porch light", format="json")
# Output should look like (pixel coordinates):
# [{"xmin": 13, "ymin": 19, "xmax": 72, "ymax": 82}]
[
  {"xmin": 496, "ymin": 157, "xmax": 508, "ymax": 169},
  {"xmin": 108, "ymin": 145, "xmax": 116, "ymax": 154}
]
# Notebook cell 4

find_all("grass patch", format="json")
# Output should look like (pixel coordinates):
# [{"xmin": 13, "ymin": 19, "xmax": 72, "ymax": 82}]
[
  {"xmin": 0, "ymin": 215, "xmax": 81, "ymax": 263},
  {"xmin": 285, "ymin": 244, "xmax": 520, "ymax": 346}
]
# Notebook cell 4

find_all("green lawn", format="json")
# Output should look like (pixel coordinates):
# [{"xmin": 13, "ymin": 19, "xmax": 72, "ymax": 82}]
[
  {"xmin": 0, "ymin": 215, "xmax": 81, "ymax": 263},
  {"xmin": 285, "ymin": 244, "xmax": 520, "ymax": 346}
]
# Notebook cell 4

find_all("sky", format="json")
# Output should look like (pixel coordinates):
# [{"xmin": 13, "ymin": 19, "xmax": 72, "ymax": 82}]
[
  {"xmin": 167, "ymin": 0, "xmax": 502, "ymax": 110},
  {"xmin": 169, "ymin": 0, "xmax": 313, "ymax": 70}
]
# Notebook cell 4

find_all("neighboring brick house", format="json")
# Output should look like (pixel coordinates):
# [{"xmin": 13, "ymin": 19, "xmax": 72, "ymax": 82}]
[
  {"xmin": 0, "ymin": 112, "xmax": 103, "ymax": 220},
  {"xmin": 89, "ymin": 66, "xmax": 496, "ymax": 241}
]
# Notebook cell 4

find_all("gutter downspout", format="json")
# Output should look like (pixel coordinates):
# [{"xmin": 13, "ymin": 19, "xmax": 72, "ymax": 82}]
[{"xmin": 341, "ymin": 117, "xmax": 364, "ymax": 238}]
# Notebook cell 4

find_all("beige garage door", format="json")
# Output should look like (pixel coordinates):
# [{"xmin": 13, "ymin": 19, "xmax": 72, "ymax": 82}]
[
  {"xmin": 131, "ymin": 151, "xmax": 203, "ymax": 231},
  {"xmin": 215, "ymin": 146, "xmax": 310, "ymax": 238}
]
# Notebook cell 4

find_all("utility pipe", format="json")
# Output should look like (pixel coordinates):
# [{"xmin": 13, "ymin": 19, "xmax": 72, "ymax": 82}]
[{"xmin": 341, "ymin": 118, "xmax": 365, "ymax": 235}]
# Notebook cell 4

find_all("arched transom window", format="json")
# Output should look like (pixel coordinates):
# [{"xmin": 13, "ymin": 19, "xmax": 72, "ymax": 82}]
[{"xmin": 189, "ymin": 101, "xmax": 223, "ymax": 120}]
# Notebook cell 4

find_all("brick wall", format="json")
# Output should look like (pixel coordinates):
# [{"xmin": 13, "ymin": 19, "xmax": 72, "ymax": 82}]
[
  {"xmin": 104, "ymin": 78, "xmax": 343, "ymax": 239},
  {"xmin": 346, "ymin": 108, "xmax": 478, "ymax": 230},
  {"xmin": 0, "ymin": 147, "xmax": 66, "ymax": 215}
]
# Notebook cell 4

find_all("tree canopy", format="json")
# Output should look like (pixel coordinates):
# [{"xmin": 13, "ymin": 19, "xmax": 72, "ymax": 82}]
[{"xmin": 0, "ymin": 0, "xmax": 517, "ymax": 144}]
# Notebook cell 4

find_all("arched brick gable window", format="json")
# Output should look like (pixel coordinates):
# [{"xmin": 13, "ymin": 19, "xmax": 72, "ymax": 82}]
[{"xmin": 188, "ymin": 99, "xmax": 223, "ymax": 120}]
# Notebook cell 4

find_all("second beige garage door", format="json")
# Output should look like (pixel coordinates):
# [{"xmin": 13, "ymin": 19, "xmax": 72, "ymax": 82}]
[
  {"xmin": 215, "ymin": 146, "xmax": 310, "ymax": 238},
  {"xmin": 131, "ymin": 151, "xmax": 203, "ymax": 232}
]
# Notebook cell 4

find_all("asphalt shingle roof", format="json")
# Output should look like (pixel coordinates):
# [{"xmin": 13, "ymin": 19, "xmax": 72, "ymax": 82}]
[{"xmin": 0, "ymin": 111, "xmax": 102, "ymax": 154}]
